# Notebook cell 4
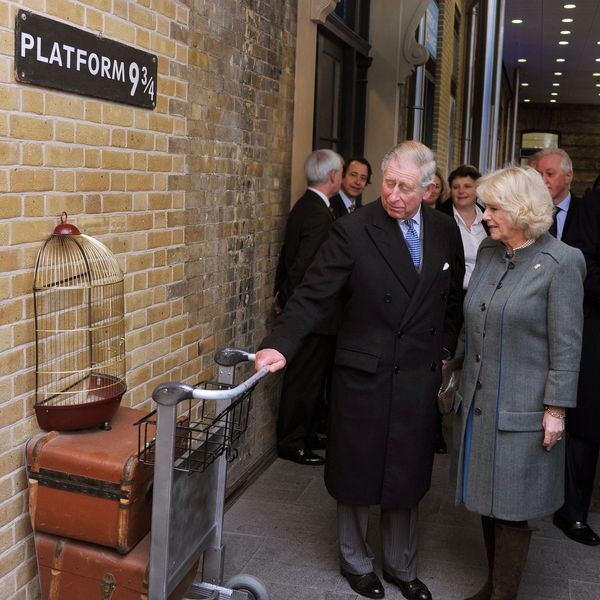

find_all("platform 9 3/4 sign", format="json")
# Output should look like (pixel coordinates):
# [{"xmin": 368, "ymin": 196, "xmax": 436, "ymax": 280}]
[{"xmin": 15, "ymin": 10, "xmax": 157, "ymax": 109}]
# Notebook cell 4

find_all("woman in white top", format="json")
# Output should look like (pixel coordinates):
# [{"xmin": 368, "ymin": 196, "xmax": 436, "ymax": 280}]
[{"xmin": 439, "ymin": 165, "xmax": 489, "ymax": 291}]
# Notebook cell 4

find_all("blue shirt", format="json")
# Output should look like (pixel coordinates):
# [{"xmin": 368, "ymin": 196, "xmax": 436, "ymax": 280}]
[{"xmin": 555, "ymin": 193, "xmax": 571, "ymax": 241}]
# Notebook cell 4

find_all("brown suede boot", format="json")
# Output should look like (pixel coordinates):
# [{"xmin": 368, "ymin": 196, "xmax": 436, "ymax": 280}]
[
  {"xmin": 490, "ymin": 522, "xmax": 532, "ymax": 600},
  {"xmin": 464, "ymin": 516, "xmax": 495, "ymax": 600}
]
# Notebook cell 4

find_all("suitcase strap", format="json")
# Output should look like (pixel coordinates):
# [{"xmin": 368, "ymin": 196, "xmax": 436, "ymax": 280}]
[{"xmin": 29, "ymin": 468, "xmax": 128, "ymax": 501}]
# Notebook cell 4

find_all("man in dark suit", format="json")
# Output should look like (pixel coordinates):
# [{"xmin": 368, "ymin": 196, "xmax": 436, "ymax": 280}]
[
  {"xmin": 531, "ymin": 148, "xmax": 600, "ymax": 546},
  {"xmin": 257, "ymin": 141, "xmax": 464, "ymax": 600},
  {"xmin": 329, "ymin": 157, "xmax": 372, "ymax": 218},
  {"xmin": 273, "ymin": 148, "xmax": 343, "ymax": 466},
  {"xmin": 531, "ymin": 148, "xmax": 579, "ymax": 243}
]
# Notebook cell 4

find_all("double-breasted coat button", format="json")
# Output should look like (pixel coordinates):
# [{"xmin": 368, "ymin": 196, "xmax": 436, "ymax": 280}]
[
  {"xmin": 476, "ymin": 381, "xmax": 482, "ymax": 389},
  {"xmin": 475, "ymin": 353, "xmax": 481, "ymax": 362},
  {"xmin": 384, "ymin": 294, "xmax": 392, "ymax": 303},
  {"xmin": 440, "ymin": 291, "xmax": 447, "ymax": 300},
  {"xmin": 507, "ymin": 262, "xmax": 515, "ymax": 270},
  {"xmin": 474, "ymin": 407, "xmax": 482, "ymax": 416},
  {"xmin": 497, "ymin": 282, "xmax": 503, "ymax": 289},
  {"xmin": 397, "ymin": 331, "xmax": 403, "ymax": 338},
  {"xmin": 430, "ymin": 327, "xmax": 436, "ymax": 335},
  {"xmin": 394, "ymin": 365, "xmax": 399, "ymax": 374},
  {"xmin": 480, "ymin": 303, "xmax": 486, "ymax": 311}
]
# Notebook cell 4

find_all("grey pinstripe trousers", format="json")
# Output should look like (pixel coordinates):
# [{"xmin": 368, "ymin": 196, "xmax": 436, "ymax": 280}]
[{"xmin": 337, "ymin": 502, "xmax": 418, "ymax": 580}]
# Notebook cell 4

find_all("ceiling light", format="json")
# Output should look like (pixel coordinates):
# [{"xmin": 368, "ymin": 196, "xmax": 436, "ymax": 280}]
[
  {"xmin": 524, "ymin": 99, "xmax": 531, "ymax": 103},
  {"xmin": 511, "ymin": 19, "xmax": 523, "ymax": 24},
  {"xmin": 556, "ymin": 58, "xmax": 566, "ymax": 62},
  {"xmin": 594, "ymin": 72, "xmax": 600, "ymax": 76},
  {"xmin": 554, "ymin": 72, "xmax": 563, "ymax": 76},
  {"xmin": 596, "ymin": 83, "xmax": 600, "ymax": 87},
  {"xmin": 564, "ymin": 3, "xmax": 576, "ymax": 8},
  {"xmin": 562, "ymin": 18, "xmax": 574, "ymax": 22},
  {"xmin": 518, "ymin": 58, "xmax": 527, "ymax": 63},
  {"xmin": 560, "ymin": 30, "xmax": 571, "ymax": 35},
  {"xmin": 596, "ymin": 58, "xmax": 600, "ymax": 62},
  {"xmin": 551, "ymin": 92, "xmax": 558, "ymax": 96},
  {"xmin": 521, "ymin": 82, "xmax": 529, "ymax": 87},
  {"xmin": 550, "ymin": 99, "xmax": 557, "ymax": 103},
  {"xmin": 559, "ymin": 41, "xmax": 569, "ymax": 45},
  {"xmin": 552, "ymin": 83, "xmax": 560, "ymax": 87}
]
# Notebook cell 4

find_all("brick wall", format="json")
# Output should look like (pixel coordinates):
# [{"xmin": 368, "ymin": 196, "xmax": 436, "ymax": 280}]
[
  {"xmin": 0, "ymin": 1, "xmax": 295, "ymax": 597},
  {"xmin": 517, "ymin": 103, "xmax": 600, "ymax": 196}
]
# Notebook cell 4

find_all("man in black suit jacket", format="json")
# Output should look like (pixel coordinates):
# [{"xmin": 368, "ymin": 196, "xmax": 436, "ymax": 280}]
[
  {"xmin": 329, "ymin": 157, "xmax": 372, "ymax": 218},
  {"xmin": 273, "ymin": 149, "xmax": 344, "ymax": 467},
  {"xmin": 257, "ymin": 141, "xmax": 464, "ymax": 600},
  {"xmin": 532, "ymin": 148, "xmax": 600, "ymax": 546}
]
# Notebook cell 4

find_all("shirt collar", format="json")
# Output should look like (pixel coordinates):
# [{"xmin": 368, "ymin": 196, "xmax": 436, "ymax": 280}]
[
  {"xmin": 556, "ymin": 193, "xmax": 571, "ymax": 212},
  {"xmin": 401, "ymin": 207, "xmax": 422, "ymax": 228},
  {"xmin": 308, "ymin": 187, "xmax": 331, "ymax": 207}
]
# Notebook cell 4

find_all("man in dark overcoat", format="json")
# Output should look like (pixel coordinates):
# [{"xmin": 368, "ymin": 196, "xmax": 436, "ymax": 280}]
[
  {"xmin": 273, "ymin": 148, "xmax": 343, "ymax": 466},
  {"xmin": 256, "ymin": 141, "xmax": 464, "ymax": 600},
  {"xmin": 531, "ymin": 149, "xmax": 599, "ymax": 545}
]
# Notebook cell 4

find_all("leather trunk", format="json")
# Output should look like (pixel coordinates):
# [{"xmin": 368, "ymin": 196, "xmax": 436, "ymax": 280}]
[
  {"xmin": 26, "ymin": 406, "xmax": 153, "ymax": 554},
  {"xmin": 35, "ymin": 531, "xmax": 198, "ymax": 600}
]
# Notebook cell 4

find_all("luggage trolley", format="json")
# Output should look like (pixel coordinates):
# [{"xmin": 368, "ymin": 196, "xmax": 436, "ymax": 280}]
[{"xmin": 136, "ymin": 347, "xmax": 270, "ymax": 600}]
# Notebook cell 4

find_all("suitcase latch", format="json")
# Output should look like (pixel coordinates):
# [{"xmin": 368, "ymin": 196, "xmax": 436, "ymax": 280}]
[{"xmin": 101, "ymin": 573, "xmax": 116, "ymax": 599}]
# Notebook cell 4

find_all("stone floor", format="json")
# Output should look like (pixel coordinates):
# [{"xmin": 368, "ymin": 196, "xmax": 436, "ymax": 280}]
[{"xmin": 222, "ymin": 439, "xmax": 600, "ymax": 600}]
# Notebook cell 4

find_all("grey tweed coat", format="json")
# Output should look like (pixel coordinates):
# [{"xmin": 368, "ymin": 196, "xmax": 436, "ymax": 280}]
[{"xmin": 453, "ymin": 233, "xmax": 585, "ymax": 521}]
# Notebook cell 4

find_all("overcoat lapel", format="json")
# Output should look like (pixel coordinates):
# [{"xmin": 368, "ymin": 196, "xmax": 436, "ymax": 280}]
[{"xmin": 365, "ymin": 202, "xmax": 419, "ymax": 296}]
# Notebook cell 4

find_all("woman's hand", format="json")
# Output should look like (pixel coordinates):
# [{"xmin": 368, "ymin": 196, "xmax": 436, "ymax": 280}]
[
  {"xmin": 255, "ymin": 348, "xmax": 286, "ymax": 373},
  {"xmin": 542, "ymin": 406, "xmax": 565, "ymax": 451}
]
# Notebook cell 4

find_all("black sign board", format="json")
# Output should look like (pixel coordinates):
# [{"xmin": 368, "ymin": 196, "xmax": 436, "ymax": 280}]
[{"xmin": 15, "ymin": 10, "xmax": 157, "ymax": 109}]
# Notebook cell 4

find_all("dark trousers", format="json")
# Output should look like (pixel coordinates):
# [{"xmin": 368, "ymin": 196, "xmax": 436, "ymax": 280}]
[
  {"xmin": 557, "ymin": 432, "xmax": 600, "ymax": 522},
  {"xmin": 277, "ymin": 333, "xmax": 335, "ymax": 452}
]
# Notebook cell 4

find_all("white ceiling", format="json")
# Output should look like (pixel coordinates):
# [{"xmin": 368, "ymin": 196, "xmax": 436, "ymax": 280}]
[{"xmin": 503, "ymin": 0, "xmax": 600, "ymax": 105}]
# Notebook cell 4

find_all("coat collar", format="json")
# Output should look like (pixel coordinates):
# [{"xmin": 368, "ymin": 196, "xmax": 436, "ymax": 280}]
[{"xmin": 365, "ymin": 201, "xmax": 450, "ymax": 322}]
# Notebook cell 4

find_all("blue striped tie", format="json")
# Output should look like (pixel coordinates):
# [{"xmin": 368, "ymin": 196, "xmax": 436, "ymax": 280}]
[{"xmin": 405, "ymin": 218, "xmax": 421, "ymax": 270}]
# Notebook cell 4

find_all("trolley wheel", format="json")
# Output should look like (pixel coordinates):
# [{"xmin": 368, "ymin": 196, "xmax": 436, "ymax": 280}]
[{"xmin": 225, "ymin": 574, "xmax": 269, "ymax": 600}]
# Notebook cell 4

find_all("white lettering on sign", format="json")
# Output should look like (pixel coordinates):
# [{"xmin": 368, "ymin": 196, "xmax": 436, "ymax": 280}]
[{"xmin": 18, "ymin": 31, "xmax": 154, "ymax": 100}]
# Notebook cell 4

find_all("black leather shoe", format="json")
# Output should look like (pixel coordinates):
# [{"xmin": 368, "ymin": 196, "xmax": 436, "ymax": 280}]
[
  {"xmin": 383, "ymin": 572, "xmax": 431, "ymax": 600},
  {"xmin": 340, "ymin": 570, "xmax": 384, "ymax": 599},
  {"xmin": 278, "ymin": 448, "xmax": 324, "ymax": 466},
  {"xmin": 553, "ymin": 513, "xmax": 600, "ymax": 546}
]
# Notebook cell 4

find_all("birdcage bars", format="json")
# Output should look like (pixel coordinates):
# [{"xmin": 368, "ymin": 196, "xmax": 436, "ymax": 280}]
[{"xmin": 33, "ymin": 218, "xmax": 126, "ymax": 429}]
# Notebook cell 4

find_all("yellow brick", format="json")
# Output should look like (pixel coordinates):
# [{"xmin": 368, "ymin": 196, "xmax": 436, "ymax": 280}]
[
  {"xmin": 148, "ymin": 230, "xmax": 171, "ymax": 248},
  {"xmin": 133, "ymin": 152, "xmax": 147, "ymax": 170},
  {"xmin": 10, "ymin": 219, "xmax": 47, "ymax": 245},
  {"xmin": 46, "ymin": 194, "xmax": 84, "ymax": 217},
  {"xmin": 130, "ymin": 4, "xmax": 155, "ymax": 28},
  {"xmin": 46, "ymin": 146, "xmax": 84, "ymax": 168},
  {"xmin": 13, "ymin": 369, "xmax": 35, "ymax": 398},
  {"xmin": 10, "ymin": 169, "xmax": 53, "ymax": 192},
  {"xmin": 111, "ymin": 172, "xmax": 126, "ymax": 190},
  {"xmin": 85, "ymin": 100, "xmax": 102, "ymax": 123},
  {"xmin": 0, "ymin": 85, "xmax": 19, "ymax": 110},
  {"xmin": 84, "ymin": 148, "xmax": 101, "ymax": 168},
  {"xmin": 102, "ymin": 150, "xmax": 132, "ymax": 170},
  {"xmin": 127, "ymin": 130, "xmax": 154, "ymax": 150},
  {"xmin": 21, "ymin": 89, "xmax": 44, "ymax": 114},
  {"xmin": 85, "ymin": 7, "xmax": 104, "ymax": 32},
  {"xmin": 127, "ymin": 213, "xmax": 153, "ymax": 231},
  {"xmin": 0, "ymin": 399, "xmax": 23, "ymax": 428},
  {"xmin": 148, "ymin": 154, "xmax": 172, "ymax": 172},
  {"xmin": 133, "ymin": 110, "xmax": 149, "ymax": 130},
  {"xmin": 0, "ymin": 529, "xmax": 25, "ymax": 577},
  {"xmin": 104, "ymin": 193, "xmax": 133, "ymax": 213},
  {"xmin": 10, "ymin": 115, "xmax": 53, "ymax": 141},
  {"xmin": 127, "ymin": 173, "xmax": 154, "ymax": 191},
  {"xmin": 112, "ymin": 128, "xmax": 127, "ymax": 148},
  {"xmin": 149, "ymin": 113, "xmax": 173, "ymax": 133},
  {"xmin": 0, "ymin": 3, "xmax": 8, "ymax": 27},
  {"xmin": 113, "ymin": 0, "xmax": 128, "ymax": 18},
  {"xmin": 76, "ymin": 171, "xmax": 110, "ymax": 192},
  {"xmin": 103, "ymin": 105, "xmax": 134, "ymax": 127},
  {"xmin": 136, "ymin": 28, "xmax": 151, "ymax": 51},
  {"xmin": 84, "ymin": 0, "xmax": 113, "ymax": 11},
  {"xmin": 55, "ymin": 121, "xmax": 75, "ymax": 143},
  {"xmin": 55, "ymin": 170, "xmax": 75, "ymax": 192},
  {"xmin": 11, "ymin": 273, "xmax": 33, "ymax": 299},
  {"xmin": 46, "ymin": 94, "xmax": 85, "ymax": 119},
  {"xmin": 76, "ymin": 123, "xmax": 110, "ymax": 146},
  {"xmin": 0, "ymin": 141, "xmax": 18, "ymax": 165},
  {"xmin": 23, "ymin": 195, "xmax": 44, "ymax": 217},
  {"xmin": 47, "ymin": 0, "xmax": 85, "ymax": 25},
  {"xmin": 153, "ymin": 0, "xmax": 177, "ymax": 20},
  {"xmin": 104, "ymin": 15, "xmax": 135, "ymax": 44},
  {"xmin": 22, "ymin": 143, "xmax": 43, "ymax": 166},
  {"xmin": 0, "ymin": 29, "xmax": 11, "ymax": 56}
]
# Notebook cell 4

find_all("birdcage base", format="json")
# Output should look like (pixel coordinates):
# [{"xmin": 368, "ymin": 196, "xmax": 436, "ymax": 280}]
[{"xmin": 35, "ymin": 374, "xmax": 126, "ymax": 431}]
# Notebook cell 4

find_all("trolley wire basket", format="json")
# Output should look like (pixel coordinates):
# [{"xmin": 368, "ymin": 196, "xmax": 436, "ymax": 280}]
[{"xmin": 136, "ymin": 381, "xmax": 253, "ymax": 474}]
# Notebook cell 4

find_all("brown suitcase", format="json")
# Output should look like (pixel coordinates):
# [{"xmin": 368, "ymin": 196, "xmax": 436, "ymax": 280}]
[
  {"xmin": 35, "ymin": 531, "xmax": 198, "ymax": 600},
  {"xmin": 26, "ymin": 406, "xmax": 153, "ymax": 554}
]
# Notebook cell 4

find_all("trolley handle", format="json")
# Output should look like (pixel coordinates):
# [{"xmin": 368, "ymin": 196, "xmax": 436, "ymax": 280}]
[
  {"xmin": 152, "ymin": 367, "xmax": 269, "ymax": 406},
  {"xmin": 214, "ymin": 347, "xmax": 256, "ymax": 366}
]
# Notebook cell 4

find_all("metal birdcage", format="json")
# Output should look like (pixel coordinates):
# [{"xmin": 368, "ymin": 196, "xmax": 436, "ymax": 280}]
[{"xmin": 33, "ymin": 213, "xmax": 126, "ymax": 431}]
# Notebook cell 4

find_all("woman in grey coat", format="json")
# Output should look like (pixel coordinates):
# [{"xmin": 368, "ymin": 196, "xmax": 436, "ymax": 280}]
[{"xmin": 454, "ymin": 166, "xmax": 585, "ymax": 600}]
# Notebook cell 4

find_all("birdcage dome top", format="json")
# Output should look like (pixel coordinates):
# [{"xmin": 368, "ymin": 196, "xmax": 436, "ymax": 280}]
[{"xmin": 34, "ymin": 214, "xmax": 123, "ymax": 290}]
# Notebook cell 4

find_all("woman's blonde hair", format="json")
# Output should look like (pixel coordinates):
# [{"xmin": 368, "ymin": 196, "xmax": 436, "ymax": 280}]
[{"xmin": 476, "ymin": 165, "xmax": 553, "ymax": 239}]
